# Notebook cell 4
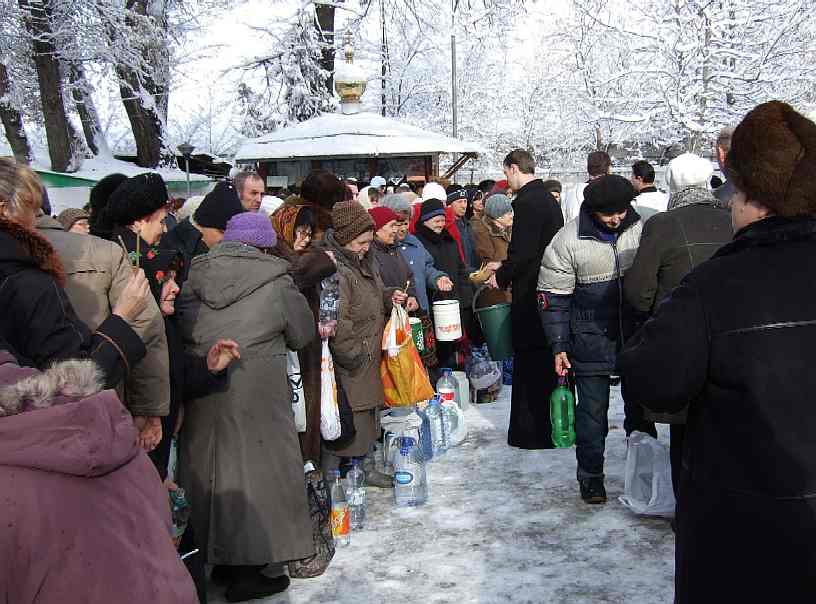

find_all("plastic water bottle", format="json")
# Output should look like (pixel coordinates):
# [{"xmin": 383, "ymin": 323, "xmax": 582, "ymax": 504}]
[
  {"xmin": 425, "ymin": 396, "xmax": 447, "ymax": 457},
  {"xmin": 346, "ymin": 459, "xmax": 366, "ymax": 530},
  {"xmin": 169, "ymin": 487, "xmax": 190, "ymax": 540},
  {"xmin": 328, "ymin": 470, "xmax": 350, "ymax": 546},
  {"xmin": 436, "ymin": 369, "xmax": 457, "ymax": 405},
  {"xmin": 441, "ymin": 401, "xmax": 461, "ymax": 448},
  {"xmin": 550, "ymin": 376, "xmax": 576, "ymax": 448},
  {"xmin": 416, "ymin": 404, "xmax": 434, "ymax": 462},
  {"xmin": 393, "ymin": 437, "xmax": 428, "ymax": 507}
]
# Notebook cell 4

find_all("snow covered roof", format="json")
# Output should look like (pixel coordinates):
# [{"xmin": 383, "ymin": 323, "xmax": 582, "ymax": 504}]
[
  {"xmin": 32, "ymin": 156, "xmax": 211, "ymax": 183},
  {"xmin": 234, "ymin": 112, "xmax": 482, "ymax": 161}
]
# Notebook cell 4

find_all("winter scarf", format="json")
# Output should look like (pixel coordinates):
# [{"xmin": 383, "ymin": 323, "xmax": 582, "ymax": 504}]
[{"xmin": 667, "ymin": 186, "xmax": 722, "ymax": 211}]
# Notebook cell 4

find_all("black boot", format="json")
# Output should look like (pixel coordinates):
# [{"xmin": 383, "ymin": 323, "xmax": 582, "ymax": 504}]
[
  {"xmin": 579, "ymin": 478, "xmax": 607, "ymax": 505},
  {"xmin": 225, "ymin": 566, "xmax": 290, "ymax": 603}
]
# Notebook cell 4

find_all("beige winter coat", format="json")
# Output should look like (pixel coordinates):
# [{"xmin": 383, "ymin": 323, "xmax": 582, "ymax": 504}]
[{"xmin": 37, "ymin": 215, "xmax": 170, "ymax": 417}]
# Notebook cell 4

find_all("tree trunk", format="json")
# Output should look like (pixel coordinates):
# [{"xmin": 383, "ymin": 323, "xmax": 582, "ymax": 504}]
[
  {"xmin": 19, "ymin": 0, "xmax": 80, "ymax": 172},
  {"xmin": 315, "ymin": 2, "xmax": 337, "ymax": 93},
  {"xmin": 114, "ymin": 0, "xmax": 168, "ymax": 168},
  {"xmin": 0, "ymin": 63, "xmax": 32, "ymax": 163},
  {"xmin": 67, "ymin": 62, "xmax": 108, "ymax": 156}
]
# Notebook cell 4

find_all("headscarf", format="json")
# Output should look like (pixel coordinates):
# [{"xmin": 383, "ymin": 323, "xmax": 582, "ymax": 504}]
[{"xmin": 271, "ymin": 204, "xmax": 314, "ymax": 249}]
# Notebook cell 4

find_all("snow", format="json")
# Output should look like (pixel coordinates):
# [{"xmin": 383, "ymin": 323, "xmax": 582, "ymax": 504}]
[
  {"xmin": 234, "ymin": 112, "xmax": 483, "ymax": 161},
  {"xmin": 33, "ymin": 155, "xmax": 211, "ymax": 183},
  {"xmin": 208, "ymin": 386, "xmax": 675, "ymax": 603}
]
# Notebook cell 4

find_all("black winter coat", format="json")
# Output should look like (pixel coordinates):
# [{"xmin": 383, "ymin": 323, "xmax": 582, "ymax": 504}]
[
  {"xmin": 162, "ymin": 219, "xmax": 208, "ymax": 286},
  {"xmin": 624, "ymin": 193, "xmax": 732, "ymax": 314},
  {"xmin": 370, "ymin": 238, "xmax": 417, "ymax": 298},
  {"xmin": 619, "ymin": 216, "xmax": 816, "ymax": 603},
  {"xmin": 0, "ymin": 218, "xmax": 145, "ymax": 388},
  {"xmin": 495, "ymin": 179, "xmax": 563, "ymax": 351},
  {"xmin": 414, "ymin": 223, "xmax": 473, "ymax": 309}
]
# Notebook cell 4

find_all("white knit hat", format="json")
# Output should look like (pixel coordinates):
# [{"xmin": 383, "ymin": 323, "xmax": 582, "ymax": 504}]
[
  {"xmin": 421, "ymin": 182, "xmax": 447, "ymax": 202},
  {"xmin": 666, "ymin": 153, "xmax": 714, "ymax": 192}
]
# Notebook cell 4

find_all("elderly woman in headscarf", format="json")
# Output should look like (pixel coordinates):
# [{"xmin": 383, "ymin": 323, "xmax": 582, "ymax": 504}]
[
  {"xmin": 620, "ymin": 101, "xmax": 816, "ymax": 603},
  {"xmin": 271, "ymin": 203, "xmax": 337, "ymax": 464}
]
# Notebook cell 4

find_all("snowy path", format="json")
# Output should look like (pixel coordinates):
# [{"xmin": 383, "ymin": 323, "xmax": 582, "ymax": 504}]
[{"xmin": 210, "ymin": 386, "xmax": 675, "ymax": 604}]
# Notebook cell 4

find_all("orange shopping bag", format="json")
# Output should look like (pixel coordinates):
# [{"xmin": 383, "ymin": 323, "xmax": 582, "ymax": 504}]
[{"xmin": 380, "ymin": 304, "xmax": 435, "ymax": 407}]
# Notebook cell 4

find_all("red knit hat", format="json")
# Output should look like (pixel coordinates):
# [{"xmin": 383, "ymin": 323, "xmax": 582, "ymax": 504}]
[{"xmin": 368, "ymin": 206, "xmax": 400, "ymax": 231}]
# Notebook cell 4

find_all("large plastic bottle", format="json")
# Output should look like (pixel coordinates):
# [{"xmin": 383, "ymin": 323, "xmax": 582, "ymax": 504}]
[
  {"xmin": 328, "ymin": 470, "xmax": 350, "ymax": 546},
  {"xmin": 416, "ymin": 404, "xmax": 435, "ymax": 462},
  {"xmin": 346, "ymin": 459, "xmax": 366, "ymax": 530},
  {"xmin": 441, "ymin": 400, "xmax": 467, "ymax": 447},
  {"xmin": 393, "ymin": 436, "xmax": 428, "ymax": 507},
  {"xmin": 550, "ymin": 376, "xmax": 576, "ymax": 448},
  {"xmin": 425, "ymin": 396, "xmax": 447, "ymax": 457},
  {"xmin": 436, "ymin": 369, "xmax": 458, "ymax": 405}
]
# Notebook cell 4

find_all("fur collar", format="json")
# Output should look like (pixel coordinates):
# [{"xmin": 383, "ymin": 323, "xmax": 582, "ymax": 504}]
[
  {"xmin": 0, "ymin": 357, "xmax": 103, "ymax": 417},
  {"xmin": 0, "ymin": 216, "xmax": 65, "ymax": 286}
]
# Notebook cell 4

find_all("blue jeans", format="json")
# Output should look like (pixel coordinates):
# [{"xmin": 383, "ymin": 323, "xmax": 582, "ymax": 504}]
[{"xmin": 575, "ymin": 376, "xmax": 656, "ymax": 481}]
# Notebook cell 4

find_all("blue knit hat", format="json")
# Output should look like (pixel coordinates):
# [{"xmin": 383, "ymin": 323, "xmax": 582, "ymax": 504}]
[{"xmin": 485, "ymin": 194, "xmax": 513, "ymax": 219}]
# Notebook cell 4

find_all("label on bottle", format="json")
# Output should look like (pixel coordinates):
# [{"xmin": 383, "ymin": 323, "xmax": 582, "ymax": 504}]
[
  {"xmin": 331, "ymin": 504, "xmax": 350, "ymax": 537},
  {"xmin": 438, "ymin": 388, "xmax": 455, "ymax": 402},
  {"xmin": 394, "ymin": 471, "xmax": 414, "ymax": 485}
]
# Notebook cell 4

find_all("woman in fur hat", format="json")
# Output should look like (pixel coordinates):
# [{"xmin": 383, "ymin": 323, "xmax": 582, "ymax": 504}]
[{"xmin": 620, "ymin": 101, "xmax": 816, "ymax": 603}]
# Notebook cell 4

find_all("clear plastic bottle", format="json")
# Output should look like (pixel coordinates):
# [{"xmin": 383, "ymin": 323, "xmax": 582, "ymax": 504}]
[
  {"xmin": 169, "ymin": 487, "xmax": 190, "ymax": 540},
  {"xmin": 440, "ymin": 401, "xmax": 461, "ymax": 448},
  {"xmin": 425, "ymin": 396, "xmax": 447, "ymax": 457},
  {"xmin": 416, "ymin": 404, "xmax": 435, "ymax": 462},
  {"xmin": 436, "ymin": 368, "xmax": 457, "ymax": 405},
  {"xmin": 393, "ymin": 436, "xmax": 428, "ymax": 507},
  {"xmin": 328, "ymin": 470, "xmax": 350, "ymax": 546},
  {"xmin": 346, "ymin": 459, "xmax": 366, "ymax": 530}
]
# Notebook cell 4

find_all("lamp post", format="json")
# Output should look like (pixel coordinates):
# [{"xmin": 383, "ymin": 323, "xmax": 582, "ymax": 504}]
[{"xmin": 178, "ymin": 143, "xmax": 195, "ymax": 197}]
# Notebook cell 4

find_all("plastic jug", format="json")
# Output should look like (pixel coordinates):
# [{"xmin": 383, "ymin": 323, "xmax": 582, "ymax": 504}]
[{"xmin": 550, "ymin": 376, "xmax": 576, "ymax": 448}]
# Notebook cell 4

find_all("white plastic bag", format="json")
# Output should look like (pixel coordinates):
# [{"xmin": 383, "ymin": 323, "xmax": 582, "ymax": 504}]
[
  {"xmin": 288, "ymin": 351, "xmax": 306, "ymax": 432},
  {"xmin": 319, "ymin": 340, "xmax": 342, "ymax": 441},
  {"xmin": 619, "ymin": 431, "xmax": 676, "ymax": 517}
]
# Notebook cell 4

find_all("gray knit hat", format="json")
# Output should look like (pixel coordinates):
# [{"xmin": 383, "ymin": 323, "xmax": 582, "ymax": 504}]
[
  {"xmin": 485, "ymin": 194, "xmax": 513, "ymax": 219},
  {"xmin": 57, "ymin": 207, "xmax": 90, "ymax": 231}
]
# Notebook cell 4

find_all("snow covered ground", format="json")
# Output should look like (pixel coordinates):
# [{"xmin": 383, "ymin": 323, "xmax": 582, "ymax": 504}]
[{"xmin": 209, "ymin": 386, "xmax": 675, "ymax": 604}]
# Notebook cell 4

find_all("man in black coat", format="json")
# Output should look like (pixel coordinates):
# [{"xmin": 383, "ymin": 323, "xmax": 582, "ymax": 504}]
[
  {"xmin": 620, "ymin": 101, "xmax": 816, "ymax": 603},
  {"xmin": 163, "ymin": 181, "xmax": 244, "ymax": 285},
  {"xmin": 486, "ymin": 149, "xmax": 564, "ymax": 449}
]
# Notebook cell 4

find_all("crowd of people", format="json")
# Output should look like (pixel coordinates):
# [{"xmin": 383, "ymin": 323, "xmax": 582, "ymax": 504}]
[{"xmin": 1, "ymin": 99, "xmax": 814, "ymax": 603}]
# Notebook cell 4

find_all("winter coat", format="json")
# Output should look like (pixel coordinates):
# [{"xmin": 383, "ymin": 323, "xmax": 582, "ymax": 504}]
[
  {"xmin": 0, "ymin": 351, "xmax": 197, "ymax": 604},
  {"xmin": 625, "ymin": 188, "xmax": 731, "ymax": 315},
  {"xmin": 37, "ymin": 215, "xmax": 171, "ymax": 418},
  {"xmin": 175, "ymin": 240, "xmax": 315, "ymax": 565},
  {"xmin": 619, "ymin": 216, "xmax": 816, "ymax": 603},
  {"xmin": 623, "ymin": 188, "xmax": 731, "ymax": 424},
  {"xmin": 414, "ymin": 222, "xmax": 473, "ymax": 310},
  {"xmin": 495, "ymin": 179, "xmax": 564, "ymax": 351},
  {"xmin": 455, "ymin": 216, "xmax": 479, "ymax": 271},
  {"xmin": 471, "ymin": 214, "xmax": 512, "ymax": 307},
  {"xmin": 162, "ymin": 218, "xmax": 208, "ymax": 286},
  {"xmin": 322, "ymin": 231, "xmax": 390, "ymax": 412},
  {"xmin": 397, "ymin": 233, "xmax": 447, "ymax": 312},
  {"xmin": 537, "ymin": 205, "xmax": 642, "ymax": 375},
  {"xmin": 0, "ymin": 217, "xmax": 145, "ymax": 389},
  {"xmin": 371, "ymin": 238, "xmax": 417, "ymax": 297},
  {"xmin": 277, "ymin": 243, "xmax": 337, "ymax": 463}
]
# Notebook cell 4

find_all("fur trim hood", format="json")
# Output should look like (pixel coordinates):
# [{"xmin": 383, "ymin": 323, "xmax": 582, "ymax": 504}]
[
  {"xmin": 0, "ymin": 351, "xmax": 139, "ymax": 477},
  {"xmin": 0, "ymin": 215, "xmax": 65, "ymax": 286}
]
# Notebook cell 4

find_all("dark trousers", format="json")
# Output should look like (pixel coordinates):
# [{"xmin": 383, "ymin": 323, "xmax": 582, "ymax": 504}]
[
  {"xmin": 575, "ymin": 375, "xmax": 655, "ymax": 481},
  {"xmin": 669, "ymin": 423, "xmax": 685, "ymax": 500}
]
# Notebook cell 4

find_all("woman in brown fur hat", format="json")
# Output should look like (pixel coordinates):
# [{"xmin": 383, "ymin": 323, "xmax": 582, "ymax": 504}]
[{"xmin": 620, "ymin": 101, "xmax": 816, "ymax": 603}]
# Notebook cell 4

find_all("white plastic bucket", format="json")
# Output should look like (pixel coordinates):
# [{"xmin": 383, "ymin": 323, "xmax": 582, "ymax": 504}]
[{"xmin": 433, "ymin": 300, "xmax": 462, "ymax": 341}]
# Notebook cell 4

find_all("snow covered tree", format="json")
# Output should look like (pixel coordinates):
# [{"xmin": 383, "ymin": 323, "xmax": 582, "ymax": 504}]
[{"xmin": 0, "ymin": 62, "xmax": 32, "ymax": 163}]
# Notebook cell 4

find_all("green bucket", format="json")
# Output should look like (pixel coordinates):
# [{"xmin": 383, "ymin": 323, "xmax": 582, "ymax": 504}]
[{"xmin": 473, "ymin": 286, "xmax": 514, "ymax": 361}]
